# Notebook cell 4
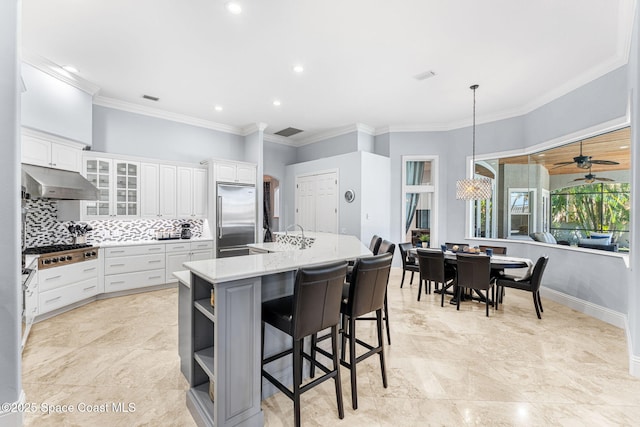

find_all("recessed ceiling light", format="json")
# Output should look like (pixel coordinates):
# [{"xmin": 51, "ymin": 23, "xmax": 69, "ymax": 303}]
[
  {"xmin": 62, "ymin": 65, "xmax": 79, "ymax": 74},
  {"xmin": 293, "ymin": 64, "xmax": 304, "ymax": 73},
  {"xmin": 225, "ymin": 1, "xmax": 242, "ymax": 14},
  {"xmin": 538, "ymin": 153, "xmax": 545, "ymax": 157},
  {"xmin": 273, "ymin": 99, "xmax": 281, "ymax": 107},
  {"xmin": 620, "ymin": 145, "xmax": 629, "ymax": 149},
  {"xmin": 214, "ymin": 105, "xmax": 223, "ymax": 112}
]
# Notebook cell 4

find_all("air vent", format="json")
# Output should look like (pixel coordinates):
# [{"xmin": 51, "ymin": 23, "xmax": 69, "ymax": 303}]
[
  {"xmin": 274, "ymin": 127, "xmax": 304, "ymax": 137},
  {"xmin": 414, "ymin": 70, "xmax": 436, "ymax": 81},
  {"xmin": 142, "ymin": 94, "xmax": 159, "ymax": 101}
]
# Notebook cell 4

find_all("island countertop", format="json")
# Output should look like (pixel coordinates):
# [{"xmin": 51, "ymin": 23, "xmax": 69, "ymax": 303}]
[{"xmin": 183, "ymin": 232, "xmax": 370, "ymax": 284}]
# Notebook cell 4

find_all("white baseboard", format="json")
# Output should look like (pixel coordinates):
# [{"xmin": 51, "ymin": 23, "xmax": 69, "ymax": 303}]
[
  {"xmin": 0, "ymin": 390, "xmax": 25, "ymax": 427},
  {"xmin": 540, "ymin": 286, "xmax": 626, "ymax": 328},
  {"xmin": 541, "ymin": 286, "xmax": 640, "ymax": 378}
]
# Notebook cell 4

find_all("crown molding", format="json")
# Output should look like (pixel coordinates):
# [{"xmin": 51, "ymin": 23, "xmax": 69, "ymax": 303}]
[
  {"xmin": 21, "ymin": 50, "xmax": 101, "ymax": 95},
  {"xmin": 263, "ymin": 133, "xmax": 298, "ymax": 146},
  {"xmin": 93, "ymin": 96, "xmax": 244, "ymax": 135},
  {"xmin": 21, "ymin": 126, "xmax": 88, "ymax": 148}
]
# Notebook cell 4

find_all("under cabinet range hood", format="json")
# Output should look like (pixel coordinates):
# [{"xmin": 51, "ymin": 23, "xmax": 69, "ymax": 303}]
[{"xmin": 22, "ymin": 164, "xmax": 99, "ymax": 200}]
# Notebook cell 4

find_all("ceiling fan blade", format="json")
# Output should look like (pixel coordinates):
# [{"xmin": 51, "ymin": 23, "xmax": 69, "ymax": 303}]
[
  {"xmin": 590, "ymin": 160, "xmax": 620, "ymax": 165},
  {"xmin": 595, "ymin": 177, "xmax": 615, "ymax": 182},
  {"xmin": 572, "ymin": 177, "xmax": 586, "ymax": 181},
  {"xmin": 552, "ymin": 162, "xmax": 575, "ymax": 169}
]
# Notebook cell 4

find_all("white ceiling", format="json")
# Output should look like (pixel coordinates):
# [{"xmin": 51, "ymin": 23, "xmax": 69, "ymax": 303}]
[{"xmin": 21, "ymin": 0, "xmax": 634, "ymax": 145}]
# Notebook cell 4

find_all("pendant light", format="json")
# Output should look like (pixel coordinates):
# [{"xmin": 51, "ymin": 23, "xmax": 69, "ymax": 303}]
[{"xmin": 456, "ymin": 84, "xmax": 492, "ymax": 200}]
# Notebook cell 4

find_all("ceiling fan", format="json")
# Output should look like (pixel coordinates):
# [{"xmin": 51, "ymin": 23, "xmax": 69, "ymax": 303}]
[
  {"xmin": 553, "ymin": 140, "xmax": 620, "ymax": 169},
  {"xmin": 572, "ymin": 166, "xmax": 615, "ymax": 184}
]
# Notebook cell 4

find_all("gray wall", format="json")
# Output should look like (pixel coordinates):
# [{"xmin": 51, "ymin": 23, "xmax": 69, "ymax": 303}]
[
  {"xmin": 1, "ymin": 0, "xmax": 21, "ymax": 410},
  {"xmin": 627, "ymin": 6, "xmax": 640, "ymax": 362},
  {"xmin": 92, "ymin": 105, "xmax": 246, "ymax": 163},
  {"xmin": 264, "ymin": 141, "xmax": 297, "ymax": 232},
  {"xmin": 295, "ymin": 131, "xmax": 358, "ymax": 163},
  {"xmin": 244, "ymin": 130, "xmax": 263, "ymax": 242},
  {"xmin": 21, "ymin": 64, "xmax": 93, "ymax": 144}
]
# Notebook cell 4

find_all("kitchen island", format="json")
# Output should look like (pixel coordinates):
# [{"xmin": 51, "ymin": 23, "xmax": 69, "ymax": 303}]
[{"xmin": 181, "ymin": 232, "xmax": 370, "ymax": 427}]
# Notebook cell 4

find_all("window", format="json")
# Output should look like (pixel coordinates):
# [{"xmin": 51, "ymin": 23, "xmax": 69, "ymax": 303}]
[
  {"xmin": 468, "ymin": 126, "xmax": 631, "ymax": 252},
  {"xmin": 402, "ymin": 156, "xmax": 438, "ymax": 246}
]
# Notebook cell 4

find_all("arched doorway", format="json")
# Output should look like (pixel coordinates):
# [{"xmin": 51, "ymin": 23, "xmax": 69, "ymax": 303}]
[{"xmin": 263, "ymin": 175, "xmax": 280, "ymax": 242}]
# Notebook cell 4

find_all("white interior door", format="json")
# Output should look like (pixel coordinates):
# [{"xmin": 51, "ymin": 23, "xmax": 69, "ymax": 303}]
[
  {"xmin": 295, "ymin": 171, "xmax": 338, "ymax": 233},
  {"xmin": 295, "ymin": 175, "xmax": 316, "ymax": 231},
  {"xmin": 315, "ymin": 173, "xmax": 338, "ymax": 233}
]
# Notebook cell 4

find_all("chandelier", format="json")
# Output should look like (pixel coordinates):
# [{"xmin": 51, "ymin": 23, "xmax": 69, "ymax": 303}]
[{"xmin": 456, "ymin": 84, "xmax": 492, "ymax": 200}]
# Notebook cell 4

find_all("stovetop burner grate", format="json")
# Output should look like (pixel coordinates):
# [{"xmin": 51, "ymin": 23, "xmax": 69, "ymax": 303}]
[{"xmin": 24, "ymin": 244, "xmax": 92, "ymax": 255}]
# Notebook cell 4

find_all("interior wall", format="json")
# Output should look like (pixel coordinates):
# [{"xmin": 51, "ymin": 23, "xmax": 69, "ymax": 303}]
[
  {"xmin": 284, "ymin": 152, "xmax": 362, "ymax": 238},
  {"xmin": 0, "ymin": 0, "xmax": 21, "ymax": 412},
  {"xmin": 264, "ymin": 141, "xmax": 296, "ymax": 233},
  {"xmin": 21, "ymin": 64, "xmax": 93, "ymax": 144},
  {"xmin": 360, "ymin": 152, "xmax": 391, "ymax": 247},
  {"xmin": 244, "ymin": 130, "xmax": 263, "ymax": 243},
  {"xmin": 295, "ymin": 131, "xmax": 358, "ymax": 163},
  {"xmin": 92, "ymin": 105, "xmax": 246, "ymax": 164}
]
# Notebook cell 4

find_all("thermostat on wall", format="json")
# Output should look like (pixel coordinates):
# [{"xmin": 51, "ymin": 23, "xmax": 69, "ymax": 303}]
[{"xmin": 344, "ymin": 189, "xmax": 355, "ymax": 203}]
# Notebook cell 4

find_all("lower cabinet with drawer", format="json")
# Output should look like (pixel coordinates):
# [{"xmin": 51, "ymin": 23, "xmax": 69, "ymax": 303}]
[
  {"xmin": 38, "ymin": 260, "xmax": 99, "ymax": 315},
  {"xmin": 104, "ymin": 244, "xmax": 166, "ymax": 293},
  {"xmin": 165, "ymin": 240, "xmax": 213, "ymax": 283}
]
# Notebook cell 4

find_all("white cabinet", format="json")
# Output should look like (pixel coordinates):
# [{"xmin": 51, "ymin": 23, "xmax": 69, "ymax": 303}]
[
  {"xmin": 177, "ymin": 167, "xmax": 208, "ymax": 218},
  {"xmin": 215, "ymin": 161, "xmax": 256, "ymax": 185},
  {"xmin": 141, "ymin": 163, "xmax": 177, "ymax": 218},
  {"xmin": 82, "ymin": 157, "xmax": 140, "ymax": 219},
  {"xmin": 37, "ymin": 260, "xmax": 99, "ymax": 315},
  {"xmin": 103, "ymin": 244, "xmax": 166, "ymax": 293},
  {"xmin": 165, "ymin": 241, "xmax": 213, "ymax": 282},
  {"xmin": 22, "ymin": 131, "xmax": 81, "ymax": 172}
]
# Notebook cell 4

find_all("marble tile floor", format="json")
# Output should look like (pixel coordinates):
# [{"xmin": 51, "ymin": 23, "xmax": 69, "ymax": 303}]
[{"xmin": 22, "ymin": 268, "xmax": 640, "ymax": 426}]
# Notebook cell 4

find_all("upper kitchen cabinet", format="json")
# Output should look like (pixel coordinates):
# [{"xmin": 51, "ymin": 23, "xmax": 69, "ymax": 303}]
[
  {"xmin": 21, "ymin": 128, "xmax": 82, "ymax": 172},
  {"xmin": 21, "ymin": 63, "xmax": 94, "ymax": 145},
  {"xmin": 215, "ymin": 161, "xmax": 256, "ymax": 184},
  {"xmin": 82, "ymin": 157, "xmax": 140, "ymax": 219},
  {"xmin": 140, "ymin": 163, "xmax": 177, "ymax": 218},
  {"xmin": 177, "ymin": 167, "xmax": 207, "ymax": 218}
]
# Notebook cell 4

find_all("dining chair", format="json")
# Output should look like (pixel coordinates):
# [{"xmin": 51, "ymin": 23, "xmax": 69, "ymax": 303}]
[
  {"xmin": 479, "ymin": 245, "xmax": 507, "ymax": 255},
  {"xmin": 415, "ymin": 248, "xmax": 456, "ymax": 305},
  {"xmin": 495, "ymin": 256, "xmax": 549, "ymax": 319},
  {"xmin": 398, "ymin": 242, "xmax": 419, "ymax": 288},
  {"xmin": 455, "ymin": 253, "xmax": 495, "ymax": 317}
]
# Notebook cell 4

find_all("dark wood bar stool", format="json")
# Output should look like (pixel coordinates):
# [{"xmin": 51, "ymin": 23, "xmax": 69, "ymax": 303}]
[
  {"xmin": 338, "ymin": 252, "xmax": 393, "ymax": 410},
  {"xmin": 261, "ymin": 261, "xmax": 348, "ymax": 427}
]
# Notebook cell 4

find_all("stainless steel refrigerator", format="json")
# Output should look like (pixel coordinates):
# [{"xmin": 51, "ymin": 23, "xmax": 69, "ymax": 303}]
[{"xmin": 216, "ymin": 183, "xmax": 256, "ymax": 258}]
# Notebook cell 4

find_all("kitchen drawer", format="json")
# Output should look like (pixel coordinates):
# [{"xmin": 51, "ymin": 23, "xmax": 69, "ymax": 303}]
[
  {"xmin": 39, "ymin": 277, "xmax": 98, "ymax": 315},
  {"xmin": 190, "ymin": 249, "xmax": 213, "ymax": 261},
  {"xmin": 105, "ymin": 244, "xmax": 165, "ymax": 257},
  {"xmin": 104, "ymin": 253, "xmax": 165, "ymax": 275},
  {"xmin": 190, "ymin": 240, "xmax": 213, "ymax": 251},
  {"xmin": 104, "ymin": 269, "xmax": 166, "ymax": 293},
  {"xmin": 166, "ymin": 242, "xmax": 192, "ymax": 253},
  {"xmin": 39, "ymin": 260, "xmax": 98, "ymax": 292}
]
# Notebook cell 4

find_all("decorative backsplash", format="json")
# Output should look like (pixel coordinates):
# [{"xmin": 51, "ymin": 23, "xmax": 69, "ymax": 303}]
[
  {"xmin": 273, "ymin": 232, "xmax": 315, "ymax": 248},
  {"xmin": 24, "ymin": 200, "xmax": 208, "ymax": 248}
]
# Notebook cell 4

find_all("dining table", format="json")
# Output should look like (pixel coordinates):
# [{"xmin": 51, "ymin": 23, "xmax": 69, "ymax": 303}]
[{"xmin": 409, "ymin": 247, "xmax": 534, "ymax": 304}]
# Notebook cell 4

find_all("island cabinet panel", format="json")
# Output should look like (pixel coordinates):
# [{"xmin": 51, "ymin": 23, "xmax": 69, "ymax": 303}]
[{"xmin": 187, "ymin": 273, "xmax": 263, "ymax": 427}]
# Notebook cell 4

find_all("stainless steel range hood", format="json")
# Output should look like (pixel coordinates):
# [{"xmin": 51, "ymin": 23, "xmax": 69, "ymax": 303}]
[{"xmin": 22, "ymin": 164, "xmax": 99, "ymax": 200}]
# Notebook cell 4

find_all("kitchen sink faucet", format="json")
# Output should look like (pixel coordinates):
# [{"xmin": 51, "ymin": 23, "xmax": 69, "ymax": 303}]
[{"xmin": 285, "ymin": 224, "xmax": 307, "ymax": 249}]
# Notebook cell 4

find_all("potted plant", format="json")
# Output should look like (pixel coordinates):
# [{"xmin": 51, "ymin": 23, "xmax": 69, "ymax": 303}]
[{"xmin": 419, "ymin": 234, "xmax": 430, "ymax": 248}]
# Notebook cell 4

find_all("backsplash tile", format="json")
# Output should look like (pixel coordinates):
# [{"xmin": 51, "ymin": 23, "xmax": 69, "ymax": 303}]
[{"xmin": 24, "ymin": 200, "xmax": 208, "ymax": 248}]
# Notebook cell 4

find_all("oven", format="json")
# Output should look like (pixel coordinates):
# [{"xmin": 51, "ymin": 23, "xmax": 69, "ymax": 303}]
[{"xmin": 21, "ymin": 244, "xmax": 100, "ymax": 350}]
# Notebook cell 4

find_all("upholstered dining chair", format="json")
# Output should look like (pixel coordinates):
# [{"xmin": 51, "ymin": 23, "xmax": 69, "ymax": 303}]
[
  {"xmin": 415, "ymin": 248, "xmax": 456, "ymax": 305},
  {"xmin": 399, "ymin": 242, "xmax": 419, "ymax": 288},
  {"xmin": 455, "ymin": 253, "xmax": 495, "ymax": 317},
  {"xmin": 495, "ymin": 256, "xmax": 549, "ymax": 319},
  {"xmin": 479, "ymin": 245, "xmax": 507, "ymax": 255}
]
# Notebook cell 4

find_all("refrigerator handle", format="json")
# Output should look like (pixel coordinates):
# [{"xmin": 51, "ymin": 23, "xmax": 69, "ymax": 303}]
[{"xmin": 217, "ymin": 196, "xmax": 222, "ymax": 239}]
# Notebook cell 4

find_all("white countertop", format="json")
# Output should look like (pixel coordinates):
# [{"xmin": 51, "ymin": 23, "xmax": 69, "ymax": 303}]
[
  {"xmin": 173, "ymin": 270, "xmax": 191, "ymax": 287},
  {"xmin": 184, "ymin": 233, "xmax": 370, "ymax": 284},
  {"xmin": 247, "ymin": 242, "xmax": 300, "ymax": 252}
]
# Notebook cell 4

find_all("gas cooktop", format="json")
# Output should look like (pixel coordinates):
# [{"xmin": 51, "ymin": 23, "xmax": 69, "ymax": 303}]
[{"xmin": 24, "ymin": 244, "xmax": 92, "ymax": 255}]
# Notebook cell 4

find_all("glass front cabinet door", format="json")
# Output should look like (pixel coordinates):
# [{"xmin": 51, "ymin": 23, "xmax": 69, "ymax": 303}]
[{"xmin": 83, "ymin": 157, "xmax": 140, "ymax": 219}]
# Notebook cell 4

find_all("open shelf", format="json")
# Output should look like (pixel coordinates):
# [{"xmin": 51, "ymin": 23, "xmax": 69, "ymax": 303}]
[
  {"xmin": 195, "ymin": 299, "xmax": 215, "ymax": 322},
  {"xmin": 187, "ymin": 382, "xmax": 215, "ymax": 427},
  {"xmin": 194, "ymin": 346, "xmax": 215, "ymax": 379}
]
